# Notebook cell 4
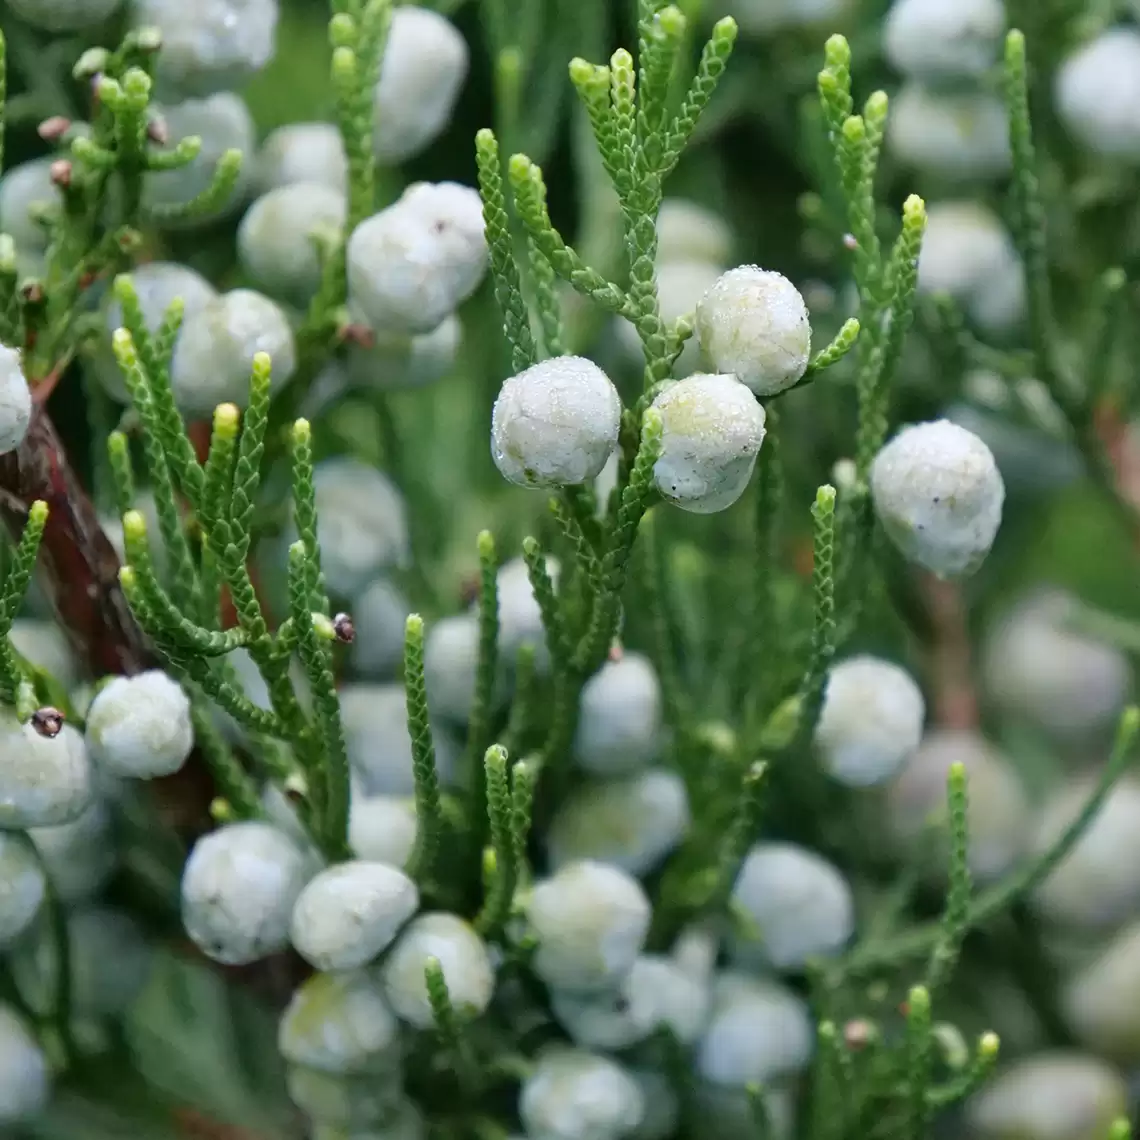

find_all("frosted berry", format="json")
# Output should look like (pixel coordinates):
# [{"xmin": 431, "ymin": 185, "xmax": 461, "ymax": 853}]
[
  {"xmin": 171, "ymin": 288, "xmax": 296, "ymax": 417},
  {"xmin": 694, "ymin": 266, "xmax": 812, "ymax": 396},
  {"xmin": 519, "ymin": 1047, "xmax": 645, "ymax": 1140},
  {"xmin": 651, "ymin": 373, "xmax": 766, "ymax": 514},
  {"xmin": 917, "ymin": 202, "xmax": 1025, "ymax": 333},
  {"xmin": 309, "ymin": 458, "xmax": 410, "ymax": 598},
  {"xmin": 349, "ymin": 579, "xmax": 410, "ymax": 679},
  {"xmin": 290, "ymin": 860, "xmax": 419, "ymax": 972},
  {"xmin": 0, "ymin": 159, "xmax": 58, "ymax": 253},
  {"xmin": 491, "ymin": 356, "xmax": 622, "ymax": 489},
  {"xmin": 883, "ymin": 0, "xmax": 1005, "ymax": 80},
  {"xmin": 144, "ymin": 93, "xmax": 255, "ymax": 226},
  {"xmin": 526, "ymin": 860, "xmax": 651, "ymax": 994},
  {"xmin": 279, "ymin": 969, "xmax": 401, "ymax": 1075},
  {"xmin": 237, "ymin": 182, "xmax": 347, "ymax": 305},
  {"xmin": 134, "ymin": 0, "xmax": 278, "ymax": 96},
  {"xmin": 339, "ymin": 683, "xmax": 459, "ymax": 796},
  {"xmin": 729, "ymin": 842, "xmax": 855, "ymax": 969},
  {"xmin": 497, "ymin": 555, "xmax": 559, "ymax": 674},
  {"xmin": 550, "ymin": 953, "xmax": 711, "ymax": 1050},
  {"xmin": 573, "ymin": 653, "xmax": 663, "ymax": 775},
  {"xmin": 815, "ymin": 655, "xmax": 926, "ymax": 786},
  {"xmin": 1055, "ymin": 29, "xmax": 1140, "ymax": 160},
  {"xmin": 888, "ymin": 730, "xmax": 1029, "ymax": 883},
  {"xmin": 98, "ymin": 262, "xmax": 217, "ymax": 402},
  {"xmin": 85, "ymin": 669, "xmax": 194, "ymax": 779},
  {"xmin": 349, "ymin": 795, "xmax": 418, "ymax": 869},
  {"xmin": 657, "ymin": 199, "xmax": 732, "ymax": 266},
  {"xmin": 381, "ymin": 912, "xmax": 495, "ymax": 1028},
  {"xmin": 966, "ymin": 1053, "xmax": 1127, "ymax": 1140},
  {"xmin": 1062, "ymin": 922, "xmax": 1140, "ymax": 1061},
  {"xmin": 181, "ymin": 820, "xmax": 312, "ymax": 964},
  {"xmin": 871, "ymin": 419, "xmax": 1005, "ymax": 578},
  {"xmin": 255, "ymin": 122, "xmax": 348, "ymax": 194},
  {"xmin": 0, "ymin": 345, "xmax": 31, "ymax": 455},
  {"xmin": 887, "ymin": 85, "xmax": 1010, "ymax": 179},
  {"xmin": 5, "ymin": 0, "xmax": 119, "ymax": 31},
  {"xmin": 347, "ymin": 181, "xmax": 487, "ymax": 335},
  {"xmin": 372, "ymin": 7, "xmax": 469, "ymax": 164},
  {"xmin": 982, "ymin": 590, "xmax": 1131, "ymax": 741},
  {"xmin": 1030, "ymin": 776, "xmax": 1140, "ymax": 932},
  {"xmin": 424, "ymin": 613, "xmax": 493, "ymax": 724},
  {"xmin": 345, "ymin": 316, "xmax": 462, "ymax": 391},
  {"xmin": 545, "ymin": 768, "xmax": 690, "ymax": 877},
  {"xmin": 0, "ymin": 834, "xmax": 45, "ymax": 948},
  {"xmin": 695, "ymin": 971, "xmax": 814, "ymax": 1088},
  {"xmin": 29, "ymin": 799, "xmax": 117, "ymax": 904},
  {"xmin": 0, "ymin": 710, "xmax": 92, "ymax": 829},
  {"xmin": 0, "ymin": 1005, "xmax": 49, "ymax": 1125}
]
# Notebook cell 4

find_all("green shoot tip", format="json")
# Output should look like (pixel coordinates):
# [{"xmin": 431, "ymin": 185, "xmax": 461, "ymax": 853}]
[
  {"xmin": 28, "ymin": 500, "xmax": 48, "ymax": 526},
  {"xmin": 122, "ymin": 509, "xmax": 147, "ymax": 541},
  {"xmin": 213, "ymin": 403, "xmax": 240, "ymax": 434},
  {"xmin": 978, "ymin": 1031, "xmax": 1000, "ymax": 1058}
]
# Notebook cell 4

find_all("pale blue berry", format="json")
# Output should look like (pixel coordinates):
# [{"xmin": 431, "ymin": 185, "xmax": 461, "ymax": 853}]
[
  {"xmin": 0, "ymin": 345, "xmax": 31, "ymax": 456},
  {"xmin": 29, "ymin": 799, "xmax": 117, "ymax": 904},
  {"xmin": 0, "ymin": 711, "xmax": 92, "ymax": 830},
  {"xmin": 0, "ymin": 159, "xmax": 57, "ymax": 252},
  {"xmin": 349, "ymin": 579, "xmax": 411, "ymax": 679},
  {"xmin": 883, "ymin": 0, "xmax": 1005, "ymax": 79},
  {"xmin": 574, "ymin": 653, "xmax": 663, "ymax": 775},
  {"xmin": 349, "ymin": 795, "xmax": 418, "ymax": 869},
  {"xmin": 0, "ymin": 1005, "xmax": 49, "ymax": 1125},
  {"xmin": 255, "ymin": 122, "xmax": 348, "ymax": 194},
  {"xmin": 1055, "ymin": 29, "xmax": 1140, "ymax": 160},
  {"xmin": 888, "ymin": 85, "xmax": 1010, "ymax": 179},
  {"xmin": 345, "ymin": 316, "xmax": 462, "ymax": 390},
  {"xmin": 519, "ymin": 1047, "xmax": 645, "ymax": 1140},
  {"xmin": 0, "ymin": 834, "xmax": 46, "ymax": 948}
]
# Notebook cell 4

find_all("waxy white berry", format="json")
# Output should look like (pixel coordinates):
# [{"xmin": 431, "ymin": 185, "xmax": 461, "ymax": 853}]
[
  {"xmin": 254, "ymin": 121, "xmax": 347, "ymax": 194},
  {"xmin": 871, "ymin": 419, "xmax": 1005, "ymax": 578},
  {"xmin": 381, "ymin": 912, "xmax": 495, "ymax": 1028},
  {"xmin": 519, "ymin": 1047, "xmax": 645, "ymax": 1140},
  {"xmin": 0, "ymin": 1005, "xmax": 49, "ymax": 1125},
  {"xmin": 181, "ymin": 820, "xmax": 312, "ymax": 965},
  {"xmin": 573, "ymin": 653, "xmax": 663, "ymax": 775},
  {"xmin": 0, "ymin": 834, "xmax": 46, "ymax": 948},
  {"xmin": 815, "ymin": 655, "xmax": 926, "ymax": 786},
  {"xmin": 347, "ymin": 181, "xmax": 487, "ymax": 335},
  {"xmin": 290, "ymin": 861, "xmax": 419, "ymax": 972},
  {"xmin": 883, "ymin": 0, "xmax": 1005, "ymax": 80},
  {"xmin": 887, "ymin": 85, "xmax": 1010, "ymax": 180},
  {"xmin": 349, "ymin": 795, "xmax": 418, "ymax": 869},
  {"xmin": 0, "ymin": 344, "xmax": 31, "ymax": 456},
  {"xmin": 1055, "ymin": 29, "xmax": 1140, "ymax": 160},
  {"xmin": 694, "ymin": 266, "xmax": 811, "ymax": 396},
  {"xmin": 0, "ymin": 711, "xmax": 92, "ymax": 830},
  {"xmin": 651, "ymin": 373, "xmax": 766, "ymax": 514},
  {"xmin": 492, "ymin": 356, "xmax": 622, "ymax": 489},
  {"xmin": 85, "ymin": 669, "xmax": 194, "ymax": 779}
]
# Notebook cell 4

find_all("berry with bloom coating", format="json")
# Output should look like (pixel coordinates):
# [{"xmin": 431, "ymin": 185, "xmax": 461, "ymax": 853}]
[
  {"xmin": 349, "ymin": 579, "xmax": 410, "ymax": 679},
  {"xmin": 1055, "ymin": 29, "xmax": 1140, "ymax": 161},
  {"xmin": 651, "ymin": 373, "xmax": 767, "ymax": 514},
  {"xmin": 526, "ymin": 860, "xmax": 651, "ymax": 994},
  {"xmin": 0, "ymin": 159, "xmax": 58, "ymax": 253},
  {"xmin": 550, "ymin": 953, "xmax": 711, "ymax": 1050},
  {"xmin": 5, "ymin": 0, "xmax": 119, "ymax": 30},
  {"xmin": 491, "ymin": 356, "xmax": 622, "ymax": 489},
  {"xmin": 695, "ymin": 971, "xmax": 814, "ymax": 1088},
  {"xmin": 171, "ymin": 288, "xmax": 296, "ymax": 416},
  {"xmin": 1062, "ymin": 921, "xmax": 1140, "ymax": 1061},
  {"xmin": 279, "ymin": 969, "xmax": 401, "ymax": 1075},
  {"xmin": 883, "ymin": 0, "xmax": 1005, "ymax": 80},
  {"xmin": 345, "ymin": 316, "xmax": 462, "ymax": 391},
  {"xmin": 0, "ymin": 834, "xmax": 45, "ymax": 948},
  {"xmin": 1030, "ymin": 777, "xmax": 1140, "ymax": 932},
  {"xmin": 871, "ymin": 419, "xmax": 1005, "ymax": 578},
  {"xmin": 29, "ymin": 799, "xmax": 117, "ymax": 904},
  {"xmin": 288, "ymin": 1067, "xmax": 407, "ymax": 1133},
  {"xmin": 290, "ymin": 861, "xmax": 419, "ymax": 972},
  {"xmin": 546, "ymin": 768, "xmax": 690, "ymax": 877},
  {"xmin": 372, "ymin": 7, "xmax": 469, "ymax": 164},
  {"xmin": 656, "ymin": 199, "xmax": 732, "ymax": 266},
  {"xmin": 498, "ymin": 554, "xmax": 559, "ymax": 673},
  {"xmin": 309, "ymin": 458, "xmax": 410, "ymax": 597},
  {"xmin": 97, "ymin": 262, "xmax": 217, "ymax": 402},
  {"xmin": 729, "ymin": 842, "xmax": 855, "ymax": 969},
  {"xmin": 134, "ymin": 0, "xmax": 278, "ymax": 95},
  {"xmin": 694, "ymin": 266, "xmax": 811, "ymax": 396},
  {"xmin": 966, "ymin": 1053, "xmax": 1127, "ymax": 1140},
  {"xmin": 815, "ymin": 655, "xmax": 926, "ymax": 786},
  {"xmin": 85, "ymin": 670, "xmax": 194, "ymax": 779},
  {"xmin": 424, "ymin": 613, "xmax": 498, "ymax": 724},
  {"xmin": 0, "ymin": 1005, "xmax": 49, "ymax": 1125},
  {"xmin": 181, "ymin": 820, "xmax": 312, "ymax": 964},
  {"xmin": 573, "ymin": 653, "xmax": 663, "ymax": 775},
  {"xmin": 347, "ymin": 181, "xmax": 487, "ymax": 335},
  {"xmin": 519, "ymin": 1046, "xmax": 645, "ymax": 1140},
  {"xmin": 721, "ymin": 0, "xmax": 850, "ymax": 35},
  {"xmin": 349, "ymin": 795, "xmax": 418, "ymax": 869},
  {"xmin": 237, "ymin": 182, "xmax": 346, "ymax": 305},
  {"xmin": 339, "ymin": 684, "xmax": 459, "ymax": 796},
  {"xmin": 381, "ymin": 912, "xmax": 495, "ymax": 1028},
  {"xmin": 917, "ymin": 202, "xmax": 1025, "ymax": 333},
  {"xmin": 144, "ymin": 94, "xmax": 255, "ymax": 226},
  {"xmin": 0, "ymin": 344, "xmax": 31, "ymax": 455},
  {"xmin": 983, "ymin": 590, "xmax": 1131, "ymax": 741},
  {"xmin": 887, "ymin": 85, "xmax": 1010, "ymax": 180},
  {"xmin": 255, "ymin": 122, "xmax": 348, "ymax": 195},
  {"xmin": 888, "ymin": 730, "xmax": 1029, "ymax": 883},
  {"xmin": 0, "ymin": 710, "xmax": 92, "ymax": 829}
]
